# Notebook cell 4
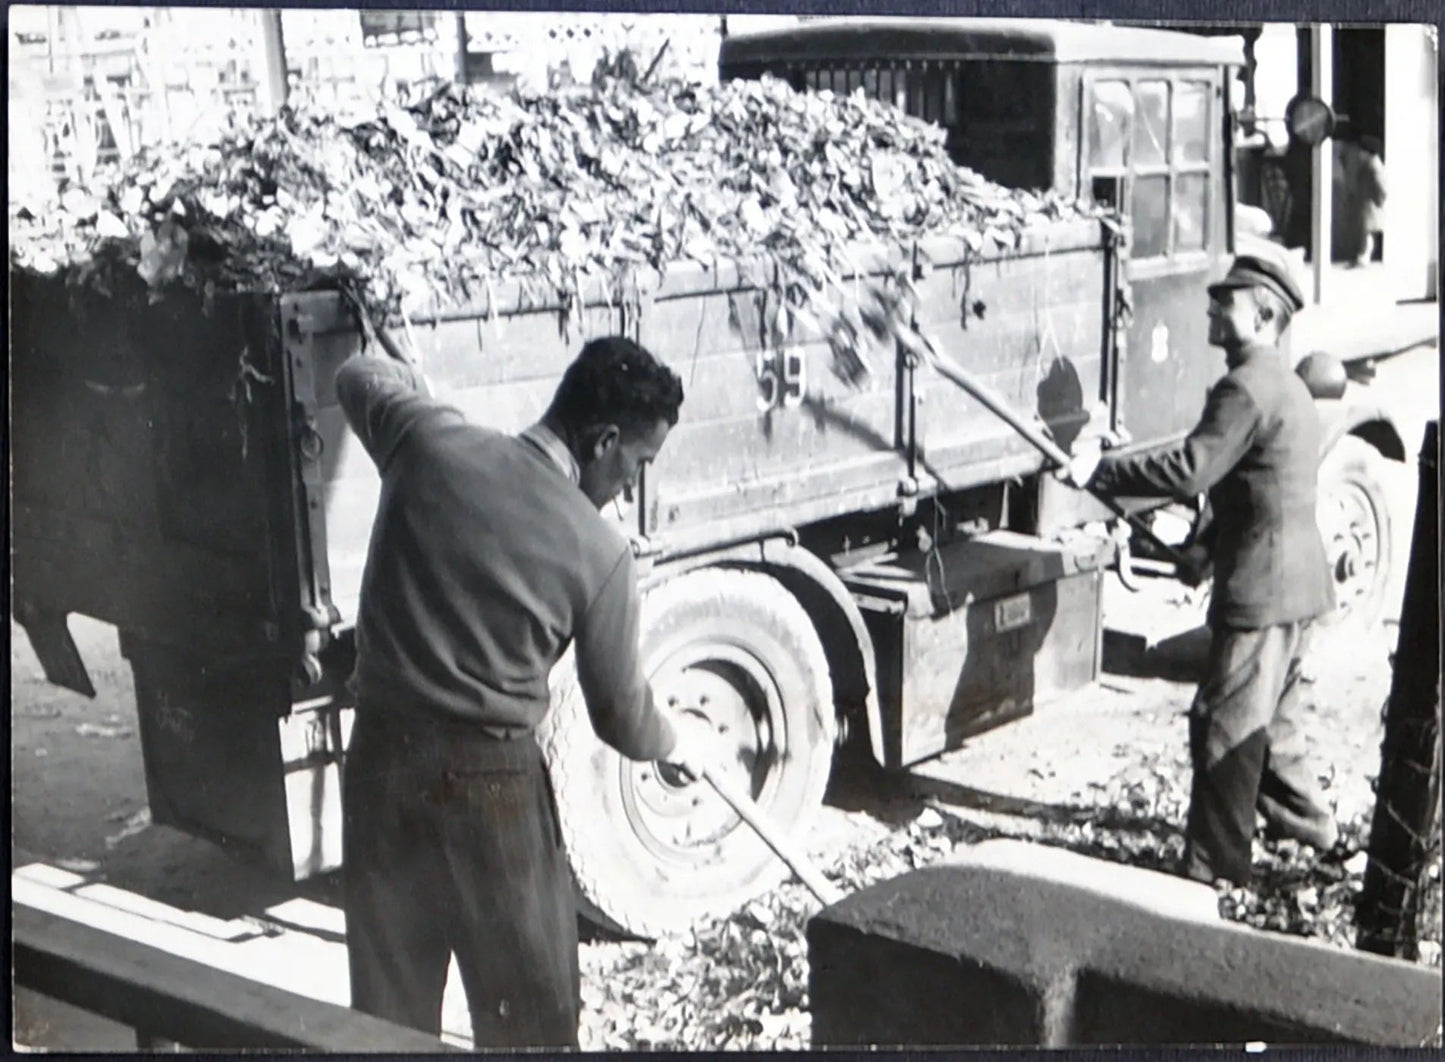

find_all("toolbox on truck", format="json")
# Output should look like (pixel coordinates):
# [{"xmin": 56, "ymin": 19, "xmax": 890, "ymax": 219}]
[{"xmin": 841, "ymin": 530, "xmax": 1111, "ymax": 770}]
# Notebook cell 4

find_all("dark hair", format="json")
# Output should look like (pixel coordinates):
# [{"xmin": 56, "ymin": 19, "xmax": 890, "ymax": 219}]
[{"xmin": 548, "ymin": 336, "xmax": 684, "ymax": 439}]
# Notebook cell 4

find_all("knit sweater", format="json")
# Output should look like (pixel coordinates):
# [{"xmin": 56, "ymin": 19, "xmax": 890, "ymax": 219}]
[{"xmin": 334, "ymin": 354, "xmax": 676, "ymax": 761}]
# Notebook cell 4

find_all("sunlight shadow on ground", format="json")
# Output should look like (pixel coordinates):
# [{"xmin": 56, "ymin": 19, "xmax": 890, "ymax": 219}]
[{"xmin": 1102, "ymin": 626, "xmax": 1211, "ymax": 684}]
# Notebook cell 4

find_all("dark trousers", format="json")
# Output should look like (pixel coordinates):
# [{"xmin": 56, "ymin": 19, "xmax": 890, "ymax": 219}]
[
  {"xmin": 1183, "ymin": 621, "xmax": 1338, "ymax": 885},
  {"xmin": 342, "ymin": 709, "xmax": 580, "ymax": 1047}
]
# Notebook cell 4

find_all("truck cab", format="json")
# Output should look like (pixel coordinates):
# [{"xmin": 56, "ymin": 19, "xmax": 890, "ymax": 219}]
[
  {"xmin": 721, "ymin": 18, "xmax": 1244, "ymax": 448},
  {"xmin": 721, "ymin": 17, "xmax": 1407, "ymax": 638}
]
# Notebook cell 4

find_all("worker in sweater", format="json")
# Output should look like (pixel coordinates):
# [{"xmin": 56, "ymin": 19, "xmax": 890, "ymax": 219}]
[
  {"xmin": 1065, "ymin": 253, "xmax": 1338, "ymax": 885},
  {"xmin": 335, "ymin": 336, "xmax": 714, "ymax": 1045}
]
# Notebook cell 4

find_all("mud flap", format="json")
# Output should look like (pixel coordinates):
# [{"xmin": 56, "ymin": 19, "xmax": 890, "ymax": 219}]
[{"xmin": 15, "ymin": 608, "xmax": 96, "ymax": 698}]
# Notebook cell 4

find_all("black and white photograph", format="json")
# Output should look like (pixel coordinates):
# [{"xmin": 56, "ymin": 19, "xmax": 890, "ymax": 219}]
[{"xmin": 9, "ymin": 5, "xmax": 1442, "ymax": 1051}]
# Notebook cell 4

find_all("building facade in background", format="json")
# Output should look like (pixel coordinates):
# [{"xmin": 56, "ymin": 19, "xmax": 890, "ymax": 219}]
[{"xmin": 7, "ymin": 7, "xmax": 799, "ymax": 192}]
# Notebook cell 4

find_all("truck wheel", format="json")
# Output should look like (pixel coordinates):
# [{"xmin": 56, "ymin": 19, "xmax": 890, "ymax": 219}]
[
  {"xmin": 539, "ymin": 568, "xmax": 836, "ymax": 937},
  {"xmin": 1315, "ymin": 435, "xmax": 1393, "ymax": 637}
]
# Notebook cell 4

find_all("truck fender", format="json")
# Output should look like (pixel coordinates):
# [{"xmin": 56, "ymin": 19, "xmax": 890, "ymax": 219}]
[
  {"xmin": 1314, "ymin": 397, "xmax": 1407, "ymax": 464},
  {"xmin": 647, "ymin": 536, "xmax": 883, "ymax": 767}
]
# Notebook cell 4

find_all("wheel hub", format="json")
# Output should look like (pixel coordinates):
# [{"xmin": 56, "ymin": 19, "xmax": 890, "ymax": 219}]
[
  {"xmin": 1321, "ymin": 479, "xmax": 1381, "ymax": 613},
  {"xmin": 618, "ymin": 646, "xmax": 783, "ymax": 865}
]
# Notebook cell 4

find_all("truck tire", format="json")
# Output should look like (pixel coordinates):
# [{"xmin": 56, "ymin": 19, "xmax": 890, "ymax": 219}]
[
  {"xmin": 1315, "ymin": 435, "xmax": 1393, "ymax": 638},
  {"xmin": 539, "ymin": 568, "xmax": 836, "ymax": 937}
]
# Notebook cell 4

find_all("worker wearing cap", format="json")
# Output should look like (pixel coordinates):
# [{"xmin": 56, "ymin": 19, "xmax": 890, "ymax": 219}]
[
  {"xmin": 334, "ymin": 336, "xmax": 716, "ymax": 1045},
  {"xmin": 1066, "ymin": 253, "xmax": 1338, "ymax": 886}
]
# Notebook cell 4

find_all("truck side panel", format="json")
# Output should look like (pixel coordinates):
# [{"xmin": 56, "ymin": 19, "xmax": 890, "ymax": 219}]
[
  {"xmin": 291, "ymin": 220, "xmax": 1114, "ymax": 619},
  {"xmin": 911, "ymin": 240, "xmax": 1108, "ymax": 476},
  {"xmin": 637, "ymin": 282, "xmax": 907, "ymax": 540},
  {"xmin": 642, "ymin": 225, "xmax": 1113, "ymax": 552}
]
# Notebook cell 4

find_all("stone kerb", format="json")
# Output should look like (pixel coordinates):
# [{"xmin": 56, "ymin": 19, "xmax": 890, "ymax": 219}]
[{"xmin": 808, "ymin": 840, "xmax": 1442, "ymax": 1047}]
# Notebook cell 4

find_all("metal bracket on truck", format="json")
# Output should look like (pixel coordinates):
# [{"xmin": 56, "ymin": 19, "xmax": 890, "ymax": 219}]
[{"xmin": 279, "ymin": 298, "xmax": 346, "ymax": 687}]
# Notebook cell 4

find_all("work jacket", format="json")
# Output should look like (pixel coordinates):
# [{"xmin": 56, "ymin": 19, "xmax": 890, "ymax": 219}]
[{"xmin": 1091, "ymin": 343, "xmax": 1335, "ymax": 629}]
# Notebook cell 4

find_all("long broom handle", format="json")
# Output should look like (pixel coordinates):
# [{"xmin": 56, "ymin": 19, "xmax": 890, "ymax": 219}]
[
  {"xmin": 701, "ymin": 763, "xmax": 845, "ymax": 907},
  {"xmin": 907, "ymin": 333, "xmax": 1190, "ymax": 567}
]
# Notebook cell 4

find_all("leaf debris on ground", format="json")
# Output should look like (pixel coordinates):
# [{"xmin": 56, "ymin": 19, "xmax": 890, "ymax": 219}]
[{"xmin": 579, "ymin": 743, "xmax": 1440, "ymax": 1052}]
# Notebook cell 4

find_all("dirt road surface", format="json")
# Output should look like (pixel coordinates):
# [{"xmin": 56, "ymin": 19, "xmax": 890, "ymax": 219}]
[{"xmin": 11, "ymin": 344, "xmax": 1438, "ymax": 1048}]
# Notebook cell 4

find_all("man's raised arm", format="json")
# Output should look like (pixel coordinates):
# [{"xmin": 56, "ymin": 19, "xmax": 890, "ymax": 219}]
[{"xmin": 334, "ymin": 354, "xmax": 444, "ymax": 471}]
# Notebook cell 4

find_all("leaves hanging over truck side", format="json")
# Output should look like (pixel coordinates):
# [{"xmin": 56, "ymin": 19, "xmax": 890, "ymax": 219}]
[{"xmin": 10, "ymin": 55, "xmax": 1104, "ymax": 378}]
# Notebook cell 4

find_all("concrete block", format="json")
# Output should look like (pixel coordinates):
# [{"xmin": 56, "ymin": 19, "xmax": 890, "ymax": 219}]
[{"xmin": 809, "ymin": 846, "xmax": 1442, "ymax": 1047}]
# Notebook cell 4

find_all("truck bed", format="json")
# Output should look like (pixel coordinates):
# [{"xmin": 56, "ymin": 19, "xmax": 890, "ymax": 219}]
[{"xmin": 12, "ymin": 215, "xmax": 1113, "ymax": 657}]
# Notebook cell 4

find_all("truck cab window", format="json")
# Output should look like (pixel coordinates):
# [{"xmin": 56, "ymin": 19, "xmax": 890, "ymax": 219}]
[
  {"xmin": 1129, "ymin": 81, "xmax": 1170, "ymax": 258},
  {"xmin": 1088, "ymin": 76, "xmax": 1213, "ymax": 262},
  {"xmin": 1088, "ymin": 80, "xmax": 1133, "ymax": 171},
  {"xmin": 1173, "ymin": 81, "xmax": 1211, "ymax": 164},
  {"xmin": 1131, "ymin": 175, "xmax": 1169, "ymax": 258},
  {"xmin": 1174, "ymin": 173, "xmax": 1209, "ymax": 252},
  {"xmin": 1171, "ymin": 82, "xmax": 1212, "ymax": 252},
  {"xmin": 1132, "ymin": 81, "xmax": 1169, "ymax": 166}
]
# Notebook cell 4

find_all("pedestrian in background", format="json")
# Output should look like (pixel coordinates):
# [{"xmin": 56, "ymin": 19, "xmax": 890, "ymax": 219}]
[
  {"xmin": 1332, "ymin": 125, "xmax": 1389, "ymax": 266},
  {"xmin": 1349, "ymin": 133, "xmax": 1388, "ymax": 266},
  {"xmin": 335, "ymin": 336, "xmax": 716, "ymax": 1046},
  {"xmin": 1065, "ymin": 252, "xmax": 1340, "ymax": 886}
]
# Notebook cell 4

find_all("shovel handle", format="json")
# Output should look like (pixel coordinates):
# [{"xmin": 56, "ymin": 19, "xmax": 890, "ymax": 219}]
[{"xmin": 700, "ymin": 764, "xmax": 845, "ymax": 907}]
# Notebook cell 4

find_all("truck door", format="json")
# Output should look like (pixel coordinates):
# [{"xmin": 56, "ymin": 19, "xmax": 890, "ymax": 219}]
[{"xmin": 1083, "ymin": 70, "xmax": 1231, "ymax": 444}]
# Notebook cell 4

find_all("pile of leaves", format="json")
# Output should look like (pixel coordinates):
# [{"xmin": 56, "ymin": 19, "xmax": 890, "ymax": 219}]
[
  {"xmin": 578, "ymin": 754, "xmax": 1441, "ymax": 1052},
  {"xmin": 578, "ymin": 808, "xmax": 978, "ymax": 1051},
  {"xmin": 10, "ymin": 57, "xmax": 1095, "ymax": 376}
]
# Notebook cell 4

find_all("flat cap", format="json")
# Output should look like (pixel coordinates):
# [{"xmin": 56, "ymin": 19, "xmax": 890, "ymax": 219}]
[{"xmin": 1207, "ymin": 253, "xmax": 1306, "ymax": 313}]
